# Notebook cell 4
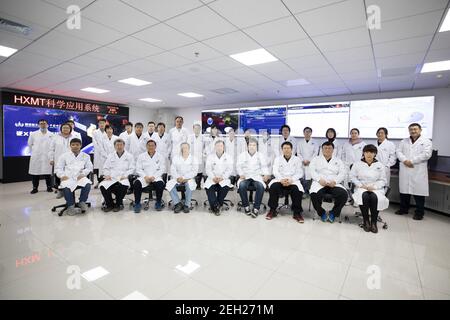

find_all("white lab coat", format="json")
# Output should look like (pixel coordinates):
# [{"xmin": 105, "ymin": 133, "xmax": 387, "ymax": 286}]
[
  {"xmin": 55, "ymin": 151, "xmax": 93, "ymax": 192},
  {"xmin": 189, "ymin": 133, "xmax": 206, "ymax": 173},
  {"xmin": 396, "ymin": 136, "xmax": 433, "ymax": 196},
  {"xmin": 49, "ymin": 133, "xmax": 76, "ymax": 165},
  {"xmin": 236, "ymin": 136, "xmax": 249, "ymax": 155},
  {"xmin": 297, "ymin": 138, "xmax": 319, "ymax": 180},
  {"xmin": 135, "ymin": 151, "xmax": 166, "ymax": 187},
  {"xmin": 350, "ymin": 160, "xmax": 389, "ymax": 210},
  {"xmin": 143, "ymin": 131, "xmax": 156, "ymax": 141},
  {"xmin": 99, "ymin": 134, "xmax": 119, "ymax": 175},
  {"xmin": 126, "ymin": 132, "xmax": 147, "ymax": 160},
  {"xmin": 119, "ymin": 131, "xmax": 132, "ymax": 145},
  {"xmin": 376, "ymin": 139, "xmax": 397, "ymax": 186},
  {"xmin": 166, "ymin": 154, "xmax": 198, "ymax": 191},
  {"xmin": 309, "ymin": 155, "xmax": 347, "ymax": 194},
  {"xmin": 99, "ymin": 151, "xmax": 135, "ymax": 190},
  {"xmin": 153, "ymin": 133, "xmax": 171, "ymax": 159},
  {"xmin": 258, "ymin": 136, "xmax": 275, "ymax": 174},
  {"xmin": 269, "ymin": 155, "xmax": 304, "ymax": 192},
  {"xmin": 169, "ymin": 127, "xmax": 189, "ymax": 159},
  {"xmin": 72, "ymin": 131, "xmax": 82, "ymax": 144},
  {"xmin": 204, "ymin": 135, "xmax": 223, "ymax": 156},
  {"xmin": 225, "ymin": 137, "xmax": 237, "ymax": 175},
  {"xmin": 92, "ymin": 129, "xmax": 107, "ymax": 169},
  {"xmin": 204, "ymin": 152, "xmax": 233, "ymax": 189},
  {"xmin": 341, "ymin": 140, "xmax": 367, "ymax": 166},
  {"xmin": 236, "ymin": 151, "xmax": 270, "ymax": 187},
  {"xmin": 277, "ymin": 135, "xmax": 298, "ymax": 156},
  {"xmin": 28, "ymin": 130, "xmax": 53, "ymax": 175}
]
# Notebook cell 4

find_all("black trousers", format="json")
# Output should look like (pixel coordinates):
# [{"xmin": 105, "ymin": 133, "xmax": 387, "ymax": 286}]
[
  {"xmin": 400, "ymin": 193, "xmax": 425, "ymax": 216},
  {"xmin": 360, "ymin": 191, "xmax": 378, "ymax": 222},
  {"xmin": 31, "ymin": 175, "xmax": 51, "ymax": 189},
  {"xmin": 206, "ymin": 184, "xmax": 230, "ymax": 208},
  {"xmin": 310, "ymin": 186, "xmax": 347, "ymax": 217},
  {"xmin": 100, "ymin": 182, "xmax": 128, "ymax": 208},
  {"xmin": 133, "ymin": 180, "xmax": 165, "ymax": 204},
  {"xmin": 268, "ymin": 182, "xmax": 303, "ymax": 215}
]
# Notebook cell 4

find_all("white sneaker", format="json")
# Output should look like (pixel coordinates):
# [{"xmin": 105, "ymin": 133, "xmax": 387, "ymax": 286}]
[
  {"xmin": 251, "ymin": 208, "xmax": 259, "ymax": 218},
  {"xmin": 244, "ymin": 206, "xmax": 251, "ymax": 215},
  {"xmin": 66, "ymin": 205, "xmax": 81, "ymax": 216},
  {"xmin": 78, "ymin": 202, "xmax": 88, "ymax": 213}
]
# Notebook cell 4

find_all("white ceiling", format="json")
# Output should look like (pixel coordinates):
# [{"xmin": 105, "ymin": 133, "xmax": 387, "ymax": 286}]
[{"xmin": 0, "ymin": 0, "xmax": 449, "ymax": 108}]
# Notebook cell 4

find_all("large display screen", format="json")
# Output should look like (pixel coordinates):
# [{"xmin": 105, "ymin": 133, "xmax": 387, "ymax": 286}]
[
  {"xmin": 239, "ymin": 106, "xmax": 286, "ymax": 134},
  {"xmin": 349, "ymin": 96, "xmax": 434, "ymax": 139},
  {"xmin": 202, "ymin": 109, "xmax": 239, "ymax": 134},
  {"xmin": 287, "ymin": 102, "xmax": 350, "ymax": 138}
]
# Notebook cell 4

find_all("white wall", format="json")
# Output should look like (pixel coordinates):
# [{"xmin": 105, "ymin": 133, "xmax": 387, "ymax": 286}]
[
  {"xmin": 171, "ymin": 88, "xmax": 450, "ymax": 156},
  {"xmin": 128, "ymin": 106, "xmax": 177, "ymax": 129}
]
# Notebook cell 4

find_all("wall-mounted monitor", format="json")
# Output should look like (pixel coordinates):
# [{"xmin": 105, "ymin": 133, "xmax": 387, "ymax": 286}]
[{"xmin": 239, "ymin": 106, "xmax": 286, "ymax": 134}]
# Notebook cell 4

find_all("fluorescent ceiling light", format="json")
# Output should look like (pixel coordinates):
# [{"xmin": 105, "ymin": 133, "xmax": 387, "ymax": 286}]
[
  {"xmin": 285, "ymin": 78, "xmax": 310, "ymax": 86},
  {"xmin": 81, "ymin": 266, "xmax": 109, "ymax": 282},
  {"xmin": 0, "ymin": 44, "xmax": 18, "ymax": 57},
  {"xmin": 81, "ymin": 87, "xmax": 109, "ymax": 94},
  {"xmin": 139, "ymin": 98, "xmax": 162, "ymax": 102},
  {"xmin": 178, "ymin": 92, "xmax": 203, "ymax": 98},
  {"xmin": 230, "ymin": 48, "xmax": 278, "ymax": 66},
  {"xmin": 421, "ymin": 60, "xmax": 450, "ymax": 73},
  {"xmin": 118, "ymin": 77, "xmax": 152, "ymax": 86},
  {"xmin": 439, "ymin": 9, "xmax": 450, "ymax": 32}
]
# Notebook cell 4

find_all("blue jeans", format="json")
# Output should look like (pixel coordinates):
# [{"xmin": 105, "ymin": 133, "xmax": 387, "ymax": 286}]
[
  {"xmin": 169, "ymin": 182, "xmax": 192, "ymax": 206},
  {"xmin": 63, "ymin": 184, "xmax": 91, "ymax": 207},
  {"xmin": 238, "ymin": 179, "xmax": 265, "ymax": 209}
]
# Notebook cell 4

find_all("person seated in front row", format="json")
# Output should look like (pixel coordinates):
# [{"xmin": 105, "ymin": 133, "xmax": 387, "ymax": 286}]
[
  {"xmin": 166, "ymin": 142, "xmax": 198, "ymax": 214},
  {"xmin": 350, "ymin": 144, "xmax": 389, "ymax": 233},
  {"xmin": 99, "ymin": 139, "xmax": 135, "ymax": 213},
  {"xmin": 204, "ymin": 140, "xmax": 233, "ymax": 216},
  {"xmin": 133, "ymin": 139, "xmax": 166, "ymax": 213},
  {"xmin": 236, "ymin": 137, "xmax": 271, "ymax": 218},
  {"xmin": 309, "ymin": 141, "xmax": 348, "ymax": 223},
  {"xmin": 54, "ymin": 138, "xmax": 93, "ymax": 215},
  {"xmin": 266, "ymin": 141, "xmax": 305, "ymax": 223}
]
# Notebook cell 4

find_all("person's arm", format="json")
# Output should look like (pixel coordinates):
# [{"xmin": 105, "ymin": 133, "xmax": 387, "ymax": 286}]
[
  {"xmin": 184, "ymin": 159, "xmax": 196, "ymax": 180},
  {"xmin": 27, "ymin": 132, "xmax": 34, "ymax": 151},
  {"xmin": 396, "ymin": 140, "xmax": 407, "ymax": 163},
  {"xmin": 82, "ymin": 154, "xmax": 93, "ymax": 177},
  {"xmin": 272, "ymin": 157, "xmax": 281, "ymax": 179},
  {"xmin": 373, "ymin": 165, "xmax": 387, "ymax": 190},
  {"xmin": 156, "ymin": 154, "xmax": 166, "ymax": 177},
  {"xmin": 170, "ymin": 158, "xmax": 179, "ymax": 178},
  {"xmin": 349, "ymin": 163, "xmax": 363, "ymax": 188},
  {"xmin": 136, "ymin": 155, "xmax": 145, "ymax": 177},
  {"xmin": 55, "ymin": 154, "xmax": 66, "ymax": 178},
  {"xmin": 103, "ymin": 154, "xmax": 112, "ymax": 177},
  {"xmin": 387, "ymin": 142, "xmax": 397, "ymax": 167},
  {"xmin": 260, "ymin": 153, "xmax": 270, "ymax": 176},
  {"xmin": 222, "ymin": 156, "xmax": 233, "ymax": 180},
  {"xmin": 309, "ymin": 157, "xmax": 320, "ymax": 182},
  {"xmin": 125, "ymin": 154, "xmax": 136, "ymax": 177},
  {"xmin": 236, "ymin": 153, "xmax": 245, "ymax": 177},
  {"xmin": 335, "ymin": 159, "xmax": 347, "ymax": 185},
  {"xmin": 291, "ymin": 158, "xmax": 303, "ymax": 182},
  {"xmin": 411, "ymin": 139, "xmax": 433, "ymax": 164},
  {"xmin": 205, "ymin": 155, "xmax": 214, "ymax": 178}
]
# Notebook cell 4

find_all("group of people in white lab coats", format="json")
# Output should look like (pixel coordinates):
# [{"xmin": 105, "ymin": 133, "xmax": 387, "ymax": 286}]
[{"xmin": 28, "ymin": 116, "xmax": 433, "ymax": 229}]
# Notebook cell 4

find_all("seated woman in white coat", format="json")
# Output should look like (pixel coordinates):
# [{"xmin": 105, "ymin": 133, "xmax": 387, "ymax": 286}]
[
  {"xmin": 49, "ymin": 123, "xmax": 76, "ymax": 198},
  {"xmin": 133, "ymin": 139, "xmax": 166, "ymax": 213},
  {"xmin": 99, "ymin": 139, "xmax": 135, "ymax": 213},
  {"xmin": 167, "ymin": 142, "xmax": 198, "ymax": 214},
  {"xmin": 55, "ymin": 138, "xmax": 93, "ymax": 216},
  {"xmin": 350, "ymin": 144, "xmax": 389, "ymax": 233},
  {"xmin": 309, "ymin": 141, "xmax": 348, "ymax": 223},
  {"xmin": 266, "ymin": 141, "xmax": 305, "ymax": 223},
  {"xmin": 236, "ymin": 138, "xmax": 271, "ymax": 218},
  {"xmin": 204, "ymin": 140, "xmax": 233, "ymax": 216}
]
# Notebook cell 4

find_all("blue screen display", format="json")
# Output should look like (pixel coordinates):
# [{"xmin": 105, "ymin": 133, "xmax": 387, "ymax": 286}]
[
  {"xmin": 2, "ymin": 105, "xmax": 128, "ymax": 157},
  {"xmin": 239, "ymin": 106, "xmax": 286, "ymax": 134}
]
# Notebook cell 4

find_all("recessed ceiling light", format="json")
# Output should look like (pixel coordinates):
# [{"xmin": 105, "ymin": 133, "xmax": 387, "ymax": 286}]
[
  {"xmin": 81, "ymin": 87, "xmax": 110, "ymax": 94},
  {"xmin": 118, "ymin": 77, "xmax": 152, "ymax": 86},
  {"xmin": 178, "ymin": 92, "xmax": 203, "ymax": 98},
  {"xmin": 0, "ymin": 44, "xmax": 18, "ymax": 57},
  {"xmin": 421, "ymin": 60, "xmax": 450, "ymax": 73},
  {"xmin": 285, "ymin": 78, "xmax": 310, "ymax": 86},
  {"xmin": 230, "ymin": 48, "xmax": 278, "ymax": 66},
  {"xmin": 439, "ymin": 9, "xmax": 450, "ymax": 32},
  {"xmin": 139, "ymin": 98, "xmax": 162, "ymax": 102}
]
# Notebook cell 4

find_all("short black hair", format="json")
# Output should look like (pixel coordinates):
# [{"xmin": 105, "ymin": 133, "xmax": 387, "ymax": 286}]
[
  {"xmin": 210, "ymin": 124, "xmax": 218, "ymax": 129},
  {"xmin": 303, "ymin": 127, "xmax": 312, "ymax": 132},
  {"xmin": 125, "ymin": 122, "xmax": 133, "ymax": 127},
  {"xmin": 70, "ymin": 138, "xmax": 82, "ymax": 145},
  {"xmin": 60, "ymin": 123, "xmax": 72, "ymax": 133},
  {"xmin": 66, "ymin": 119, "xmax": 74, "ymax": 124},
  {"xmin": 37, "ymin": 119, "xmax": 47, "ymax": 124},
  {"xmin": 350, "ymin": 128, "xmax": 360, "ymax": 135},
  {"xmin": 363, "ymin": 144, "xmax": 378, "ymax": 154},
  {"xmin": 322, "ymin": 141, "xmax": 335, "ymax": 149},
  {"xmin": 135, "ymin": 122, "xmax": 144, "ymax": 128},
  {"xmin": 280, "ymin": 124, "xmax": 291, "ymax": 133},
  {"xmin": 98, "ymin": 118, "xmax": 106, "ymax": 123},
  {"xmin": 157, "ymin": 122, "xmax": 165, "ymax": 128},
  {"xmin": 376, "ymin": 127, "xmax": 388, "ymax": 136},
  {"xmin": 281, "ymin": 141, "xmax": 293, "ymax": 149},
  {"xmin": 325, "ymin": 128, "xmax": 336, "ymax": 139},
  {"xmin": 114, "ymin": 139, "xmax": 125, "ymax": 145},
  {"xmin": 105, "ymin": 125, "xmax": 113, "ymax": 131},
  {"xmin": 147, "ymin": 139, "xmax": 156, "ymax": 146},
  {"xmin": 147, "ymin": 121, "xmax": 155, "ymax": 125},
  {"xmin": 175, "ymin": 116, "xmax": 183, "ymax": 121},
  {"xmin": 409, "ymin": 123, "xmax": 421, "ymax": 129}
]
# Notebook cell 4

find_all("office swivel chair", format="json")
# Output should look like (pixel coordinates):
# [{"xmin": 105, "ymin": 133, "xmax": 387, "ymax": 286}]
[
  {"xmin": 167, "ymin": 178, "xmax": 199, "ymax": 209},
  {"xmin": 236, "ymin": 179, "xmax": 267, "ymax": 212},
  {"xmin": 202, "ymin": 175, "xmax": 236, "ymax": 211},
  {"xmin": 127, "ymin": 174, "xmax": 168, "ymax": 210},
  {"xmin": 51, "ymin": 185, "xmax": 92, "ymax": 216}
]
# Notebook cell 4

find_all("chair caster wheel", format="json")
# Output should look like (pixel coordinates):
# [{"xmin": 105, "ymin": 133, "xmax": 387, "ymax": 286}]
[
  {"xmin": 383, "ymin": 225, "xmax": 388, "ymax": 230},
  {"xmin": 51, "ymin": 207, "xmax": 56, "ymax": 212}
]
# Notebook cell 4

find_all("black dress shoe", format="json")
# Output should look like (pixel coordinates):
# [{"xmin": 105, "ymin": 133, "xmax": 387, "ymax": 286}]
[
  {"xmin": 47, "ymin": 187, "xmax": 53, "ymax": 192},
  {"xmin": 30, "ymin": 189, "xmax": 38, "ymax": 194},
  {"xmin": 113, "ymin": 206, "xmax": 121, "ymax": 212},
  {"xmin": 103, "ymin": 207, "xmax": 114, "ymax": 212},
  {"xmin": 371, "ymin": 222, "xmax": 378, "ymax": 233},
  {"xmin": 363, "ymin": 221, "xmax": 371, "ymax": 232},
  {"xmin": 413, "ymin": 214, "xmax": 423, "ymax": 220},
  {"xmin": 395, "ymin": 210, "xmax": 408, "ymax": 215}
]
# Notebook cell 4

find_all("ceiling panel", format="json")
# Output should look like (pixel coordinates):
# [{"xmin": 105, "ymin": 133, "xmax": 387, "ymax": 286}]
[
  {"xmin": 267, "ymin": 38, "xmax": 320, "ymax": 60},
  {"xmin": 365, "ymin": 0, "xmax": 448, "ymax": 22},
  {"xmin": 133, "ymin": 24, "xmax": 196, "ymax": 50},
  {"xmin": 203, "ymin": 31, "xmax": 260, "ymax": 55},
  {"xmin": 121, "ymin": 0, "xmax": 204, "ymax": 21},
  {"xmin": 313, "ymin": 27, "xmax": 371, "ymax": 52},
  {"xmin": 282, "ymin": 0, "xmax": 346, "ymax": 15}
]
